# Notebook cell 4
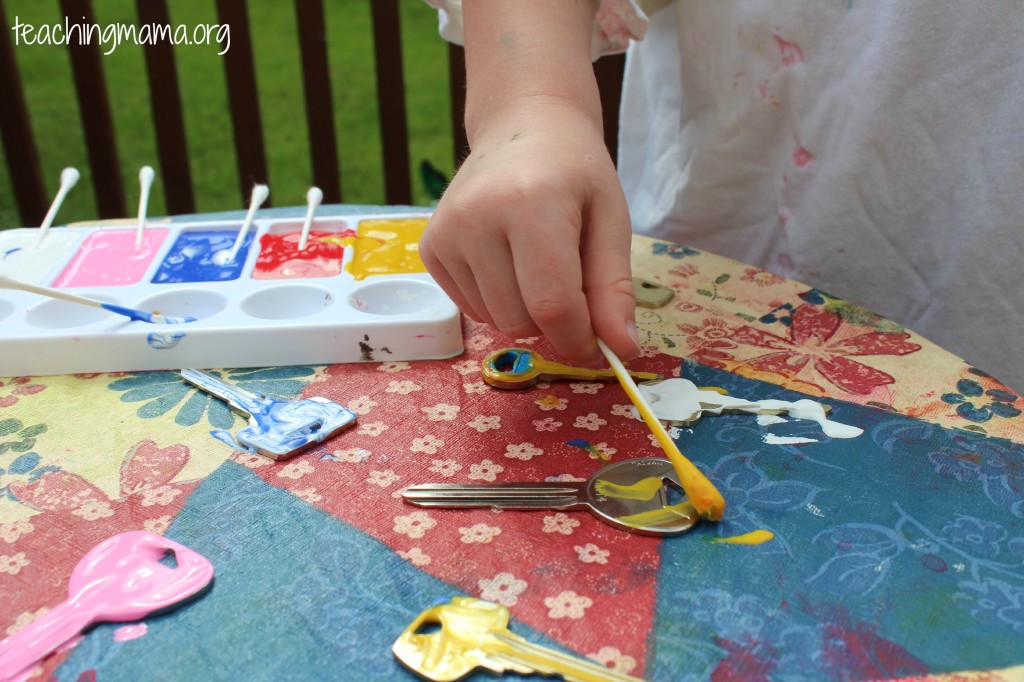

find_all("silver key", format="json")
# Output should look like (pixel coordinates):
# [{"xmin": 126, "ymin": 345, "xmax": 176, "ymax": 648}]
[
  {"xmin": 180, "ymin": 368, "xmax": 357, "ymax": 461},
  {"xmin": 394, "ymin": 596, "xmax": 646, "ymax": 681},
  {"xmin": 402, "ymin": 458, "xmax": 698, "ymax": 536}
]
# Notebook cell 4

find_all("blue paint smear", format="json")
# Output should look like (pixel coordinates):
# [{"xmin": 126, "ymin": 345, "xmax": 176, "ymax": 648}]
[
  {"xmin": 53, "ymin": 461, "xmax": 565, "ymax": 681},
  {"xmin": 152, "ymin": 230, "xmax": 254, "ymax": 284},
  {"xmin": 103, "ymin": 303, "xmax": 196, "ymax": 325},
  {"xmin": 147, "ymin": 331, "xmax": 186, "ymax": 349},
  {"xmin": 183, "ymin": 370, "xmax": 357, "ymax": 458}
]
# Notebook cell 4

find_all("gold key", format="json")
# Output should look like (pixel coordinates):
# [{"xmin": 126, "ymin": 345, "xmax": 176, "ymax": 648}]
[
  {"xmin": 393, "ymin": 597, "xmax": 645, "ymax": 681},
  {"xmin": 481, "ymin": 348, "xmax": 660, "ymax": 389}
]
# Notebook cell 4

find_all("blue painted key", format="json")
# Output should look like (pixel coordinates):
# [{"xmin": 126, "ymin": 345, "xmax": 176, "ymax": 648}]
[{"xmin": 180, "ymin": 369, "xmax": 357, "ymax": 461}]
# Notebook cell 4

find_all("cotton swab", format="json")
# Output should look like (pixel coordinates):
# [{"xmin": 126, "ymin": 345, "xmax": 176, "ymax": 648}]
[
  {"xmin": 32, "ymin": 167, "xmax": 80, "ymax": 252},
  {"xmin": 297, "ymin": 186, "xmax": 323, "ymax": 250},
  {"xmin": 596, "ymin": 337, "xmax": 726, "ymax": 521},
  {"xmin": 0, "ymin": 274, "xmax": 197, "ymax": 325},
  {"xmin": 223, "ymin": 183, "xmax": 268, "ymax": 264},
  {"xmin": 135, "ymin": 166, "xmax": 155, "ymax": 247}
]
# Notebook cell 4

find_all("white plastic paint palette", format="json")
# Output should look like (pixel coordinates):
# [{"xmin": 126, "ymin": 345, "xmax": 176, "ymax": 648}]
[{"xmin": 0, "ymin": 213, "xmax": 463, "ymax": 377}]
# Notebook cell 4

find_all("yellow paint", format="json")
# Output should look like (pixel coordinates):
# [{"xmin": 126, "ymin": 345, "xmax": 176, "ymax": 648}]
[
  {"xmin": 596, "ymin": 339, "xmax": 726, "ymax": 521},
  {"xmin": 618, "ymin": 501, "xmax": 698, "ymax": 527},
  {"xmin": 537, "ymin": 394, "xmax": 562, "ymax": 409},
  {"xmin": 594, "ymin": 476, "xmax": 663, "ymax": 501},
  {"xmin": 345, "ymin": 218, "xmax": 429, "ymax": 280},
  {"xmin": 713, "ymin": 529, "xmax": 775, "ymax": 545}
]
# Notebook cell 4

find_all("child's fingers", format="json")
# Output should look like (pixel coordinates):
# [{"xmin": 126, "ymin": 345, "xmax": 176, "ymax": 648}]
[
  {"xmin": 420, "ymin": 227, "xmax": 490, "ymax": 325},
  {"xmin": 582, "ymin": 186, "xmax": 639, "ymax": 361},
  {"xmin": 509, "ymin": 214, "xmax": 598, "ymax": 363},
  {"xmin": 473, "ymin": 239, "xmax": 543, "ymax": 339}
]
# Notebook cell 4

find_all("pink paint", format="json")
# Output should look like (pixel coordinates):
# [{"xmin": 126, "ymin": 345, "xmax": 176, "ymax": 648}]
[
  {"xmin": 0, "ymin": 531, "xmax": 214, "ymax": 681},
  {"xmin": 792, "ymin": 146, "xmax": 814, "ymax": 169},
  {"xmin": 112, "ymin": 622, "xmax": 148, "ymax": 642},
  {"xmin": 774, "ymin": 35, "xmax": 803, "ymax": 67},
  {"xmin": 53, "ymin": 229, "xmax": 168, "ymax": 288}
]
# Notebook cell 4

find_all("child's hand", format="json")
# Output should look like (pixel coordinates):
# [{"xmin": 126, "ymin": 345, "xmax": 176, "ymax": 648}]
[{"xmin": 421, "ymin": 96, "xmax": 639, "ymax": 364}]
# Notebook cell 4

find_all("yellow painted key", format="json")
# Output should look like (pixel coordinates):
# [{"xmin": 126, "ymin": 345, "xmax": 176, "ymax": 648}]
[
  {"xmin": 481, "ymin": 348, "xmax": 660, "ymax": 389},
  {"xmin": 393, "ymin": 597, "xmax": 644, "ymax": 682}
]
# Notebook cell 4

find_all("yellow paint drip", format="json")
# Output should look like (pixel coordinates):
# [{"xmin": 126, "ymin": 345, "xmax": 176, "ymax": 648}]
[
  {"xmin": 618, "ymin": 501, "xmax": 697, "ymax": 527},
  {"xmin": 345, "ymin": 218, "xmax": 429, "ymax": 280},
  {"xmin": 594, "ymin": 476, "xmax": 663, "ymax": 501},
  {"xmin": 596, "ymin": 339, "xmax": 726, "ymax": 521},
  {"xmin": 713, "ymin": 529, "xmax": 775, "ymax": 545},
  {"xmin": 537, "ymin": 394, "xmax": 562, "ymax": 409}
]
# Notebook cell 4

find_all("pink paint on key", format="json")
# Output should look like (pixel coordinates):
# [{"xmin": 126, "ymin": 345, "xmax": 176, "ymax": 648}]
[
  {"xmin": 112, "ymin": 623, "xmax": 148, "ymax": 642},
  {"xmin": 0, "ymin": 531, "xmax": 213, "ymax": 681},
  {"xmin": 52, "ymin": 228, "xmax": 168, "ymax": 288}
]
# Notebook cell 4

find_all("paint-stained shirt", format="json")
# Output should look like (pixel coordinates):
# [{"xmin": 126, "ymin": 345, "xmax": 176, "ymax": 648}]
[{"xmin": 426, "ymin": 1, "xmax": 1024, "ymax": 392}]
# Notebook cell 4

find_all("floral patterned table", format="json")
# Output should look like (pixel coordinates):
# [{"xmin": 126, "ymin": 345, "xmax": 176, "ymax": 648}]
[{"xmin": 1, "ymin": 207, "xmax": 1022, "ymax": 681}]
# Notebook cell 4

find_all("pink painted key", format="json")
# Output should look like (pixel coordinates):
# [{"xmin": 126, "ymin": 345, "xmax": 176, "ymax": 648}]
[{"xmin": 0, "ymin": 531, "xmax": 214, "ymax": 681}]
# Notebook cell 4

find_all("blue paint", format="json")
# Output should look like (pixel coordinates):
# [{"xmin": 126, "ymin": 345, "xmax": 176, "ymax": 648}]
[
  {"xmin": 102, "ymin": 302, "xmax": 197, "ymax": 325},
  {"xmin": 2, "ymin": 247, "xmax": 21, "ymax": 259},
  {"xmin": 152, "ymin": 230, "xmax": 254, "ymax": 284},
  {"xmin": 147, "ymin": 331, "xmax": 187, "ymax": 349},
  {"xmin": 565, "ymin": 439, "xmax": 610, "ymax": 461},
  {"xmin": 487, "ymin": 348, "xmax": 534, "ymax": 375},
  {"xmin": 182, "ymin": 369, "xmax": 358, "ymax": 459}
]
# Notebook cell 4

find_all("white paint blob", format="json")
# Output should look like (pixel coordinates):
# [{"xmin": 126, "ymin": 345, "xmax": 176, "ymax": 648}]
[{"xmin": 636, "ymin": 378, "xmax": 863, "ymax": 439}]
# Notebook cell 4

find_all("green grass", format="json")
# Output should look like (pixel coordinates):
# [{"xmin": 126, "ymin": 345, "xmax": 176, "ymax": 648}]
[{"xmin": 0, "ymin": 0, "xmax": 455, "ymax": 228}]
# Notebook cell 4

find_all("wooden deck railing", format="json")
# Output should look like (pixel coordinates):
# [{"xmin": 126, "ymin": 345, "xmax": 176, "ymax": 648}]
[{"xmin": 0, "ymin": 0, "xmax": 624, "ymax": 226}]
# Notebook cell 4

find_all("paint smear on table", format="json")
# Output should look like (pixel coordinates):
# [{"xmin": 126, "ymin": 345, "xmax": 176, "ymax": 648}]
[
  {"xmin": 713, "ymin": 530, "xmax": 775, "ymax": 545},
  {"xmin": 763, "ymin": 434, "xmax": 817, "ymax": 445},
  {"xmin": 566, "ymin": 439, "xmax": 611, "ymax": 462},
  {"xmin": 152, "ymin": 229, "xmax": 253, "ymax": 284},
  {"xmin": 252, "ymin": 231, "xmax": 350, "ymax": 280},
  {"xmin": 0, "ymin": 230, "xmax": 81, "ymax": 284},
  {"xmin": 112, "ymin": 623, "xmax": 148, "ymax": 642},
  {"xmin": 53, "ymin": 229, "xmax": 168, "ymax": 287},
  {"xmin": 636, "ymin": 378, "xmax": 863, "ymax": 438},
  {"xmin": 346, "ymin": 218, "xmax": 428, "ymax": 280}
]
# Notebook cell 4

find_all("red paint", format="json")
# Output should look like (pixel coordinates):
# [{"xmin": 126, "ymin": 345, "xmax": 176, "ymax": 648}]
[
  {"xmin": 711, "ymin": 639, "xmax": 774, "ymax": 682},
  {"xmin": 921, "ymin": 553, "xmax": 948, "ymax": 573},
  {"xmin": 792, "ymin": 146, "xmax": 815, "ymax": 168},
  {"xmin": 775, "ymin": 35, "xmax": 804, "ymax": 67},
  {"xmin": 252, "ymin": 231, "xmax": 349, "ymax": 280},
  {"xmin": 822, "ymin": 620, "xmax": 928, "ymax": 679}
]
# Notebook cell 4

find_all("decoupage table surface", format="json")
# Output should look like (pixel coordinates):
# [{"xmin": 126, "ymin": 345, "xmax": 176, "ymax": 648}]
[{"xmin": 1, "ymin": 206, "xmax": 1022, "ymax": 681}]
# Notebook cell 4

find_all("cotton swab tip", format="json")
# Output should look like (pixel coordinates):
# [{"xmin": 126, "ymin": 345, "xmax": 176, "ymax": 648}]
[
  {"xmin": 306, "ymin": 186, "xmax": 323, "ymax": 205},
  {"xmin": 221, "ymin": 183, "xmax": 269, "ymax": 264},
  {"xmin": 251, "ymin": 183, "xmax": 270, "ymax": 207},
  {"xmin": 60, "ymin": 167, "xmax": 81, "ymax": 188},
  {"xmin": 135, "ymin": 166, "xmax": 156, "ymax": 247},
  {"xmin": 33, "ymin": 167, "xmax": 81, "ymax": 251}
]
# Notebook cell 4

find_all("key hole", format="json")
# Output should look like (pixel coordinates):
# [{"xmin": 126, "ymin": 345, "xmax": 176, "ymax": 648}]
[
  {"xmin": 641, "ymin": 281, "xmax": 658, "ymax": 289},
  {"xmin": 308, "ymin": 419, "xmax": 323, "ymax": 435},
  {"xmin": 414, "ymin": 620, "xmax": 442, "ymax": 636},
  {"xmin": 663, "ymin": 479, "xmax": 686, "ymax": 506},
  {"xmin": 158, "ymin": 548, "xmax": 179, "ymax": 569},
  {"xmin": 493, "ymin": 351, "xmax": 517, "ymax": 373}
]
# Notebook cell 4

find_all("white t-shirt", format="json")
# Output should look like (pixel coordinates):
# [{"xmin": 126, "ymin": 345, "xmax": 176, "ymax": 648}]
[{"xmin": 428, "ymin": 1, "xmax": 1024, "ymax": 392}]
